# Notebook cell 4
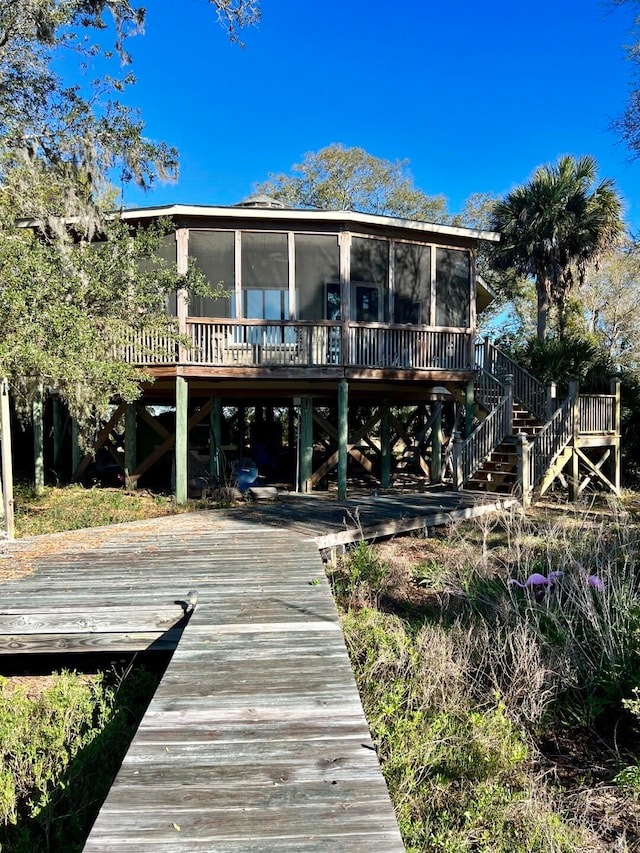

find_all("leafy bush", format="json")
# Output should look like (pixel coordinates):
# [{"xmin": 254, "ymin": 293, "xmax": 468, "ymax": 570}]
[
  {"xmin": 327, "ymin": 541, "xmax": 391, "ymax": 607},
  {"xmin": 0, "ymin": 666, "xmax": 159, "ymax": 852}
]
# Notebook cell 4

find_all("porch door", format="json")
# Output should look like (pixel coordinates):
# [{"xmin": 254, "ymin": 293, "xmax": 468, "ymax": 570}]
[{"xmin": 354, "ymin": 284, "xmax": 380, "ymax": 322}]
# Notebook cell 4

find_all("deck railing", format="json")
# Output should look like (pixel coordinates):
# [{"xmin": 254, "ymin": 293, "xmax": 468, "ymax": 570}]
[
  {"xmin": 475, "ymin": 338, "xmax": 547, "ymax": 421},
  {"xmin": 527, "ymin": 396, "xmax": 573, "ymax": 490},
  {"xmin": 120, "ymin": 325, "xmax": 178, "ymax": 364},
  {"xmin": 474, "ymin": 369, "xmax": 505, "ymax": 412},
  {"xmin": 453, "ymin": 395, "xmax": 511, "ymax": 488},
  {"xmin": 348, "ymin": 323, "xmax": 471, "ymax": 369},
  {"xmin": 579, "ymin": 394, "xmax": 615, "ymax": 433},
  {"xmin": 181, "ymin": 319, "xmax": 472, "ymax": 370}
]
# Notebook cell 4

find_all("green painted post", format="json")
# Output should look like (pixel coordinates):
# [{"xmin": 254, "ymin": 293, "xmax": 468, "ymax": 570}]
[
  {"xmin": 210, "ymin": 397, "xmax": 222, "ymax": 479},
  {"xmin": 465, "ymin": 379, "xmax": 474, "ymax": 439},
  {"xmin": 338, "ymin": 379, "xmax": 348, "ymax": 500},
  {"xmin": 431, "ymin": 403, "xmax": 442, "ymax": 484},
  {"xmin": 32, "ymin": 384, "xmax": 44, "ymax": 494},
  {"xmin": 52, "ymin": 397, "xmax": 63, "ymax": 473},
  {"xmin": 125, "ymin": 404, "xmax": 137, "ymax": 489},
  {"xmin": 300, "ymin": 397, "xmax": 313, "ymax": 493},
  {"xmin": 380, "ymin": 405, "xmax": 391, "ymax": 489},
  {"xmin": 175, "ymin": 376, "xmax": 188, "ymax": 505},
  {"xmin": 0, "ymin": 379, "xmax": 15, "ymax": 539},
  {"xmin": 71, "ymin": 419, "xmax": 82, "ymax": 481}
]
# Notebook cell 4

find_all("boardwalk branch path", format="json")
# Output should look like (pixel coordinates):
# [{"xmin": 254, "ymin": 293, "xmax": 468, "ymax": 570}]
[{"xmin": 0, "ymin": 512, "xmax": 405, "ymax": 851}]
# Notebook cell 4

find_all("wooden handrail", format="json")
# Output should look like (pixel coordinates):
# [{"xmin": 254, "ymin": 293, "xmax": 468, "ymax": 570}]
[
  {"xmin": 477, "ymin": 338, "xmax": 547, "ymax": 420},
  {"xmin": 453, "ymin": 395, "xmax": 511, "ymax": 488}
]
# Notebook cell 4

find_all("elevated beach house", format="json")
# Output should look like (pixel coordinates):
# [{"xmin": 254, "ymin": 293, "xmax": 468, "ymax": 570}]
[{"xmin": 34, "ymin": 196, "xmax": 620, "ymax": 505}]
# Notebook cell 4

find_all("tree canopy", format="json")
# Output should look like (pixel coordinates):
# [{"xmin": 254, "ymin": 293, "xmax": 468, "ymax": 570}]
[
  {"xmin": 489, "ymin": 155, "xmax": 624, "ymax": 340},
  {"xmin": 612, "ymin": 0, "xmax": 640, "ymax": 163},
  {"xmin": 578, "ymin": 244, "xmax": 640, "ymax": 371},
  {"xmin": 255, "ymin": 144, "xmax": 450, "ymax": 223},
  {"xmin": 0, "ymin": 1, "xmax": 257, "ymax": 427}
]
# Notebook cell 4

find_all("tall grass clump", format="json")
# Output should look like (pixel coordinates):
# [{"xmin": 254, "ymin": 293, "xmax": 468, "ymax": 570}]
[
  {"xmin": 342, "ymin": 608, "xmax": 590, "ymax": 852},
  {"xmin": 500, "ymin": 507, "xmax": 640, "ymax": 722}
]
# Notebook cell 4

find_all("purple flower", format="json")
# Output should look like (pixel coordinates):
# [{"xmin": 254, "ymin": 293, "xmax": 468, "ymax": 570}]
[
  {"xmin": 587, "ymin": 575, "xmax": 604, "ymax": 591},
  {"xmin": 509, "ymin": 572, "xmax": 553, "ymax": 589}
]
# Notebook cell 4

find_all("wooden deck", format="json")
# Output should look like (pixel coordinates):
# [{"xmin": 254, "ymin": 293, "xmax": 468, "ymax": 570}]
[
  {"xmin": 236, "ymin": 488, "xmax": 517, "ymax": 551},
  {"xmin": 0, "ymin": 512, "xmax": 406, "ymax": 851},
  {"xmin": 0, "ymin": 491, "xmax": 516, "ymax": 850}
]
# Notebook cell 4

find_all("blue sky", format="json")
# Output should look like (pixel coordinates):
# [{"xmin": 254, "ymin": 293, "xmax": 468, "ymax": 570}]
[{"xmin": 90, "ymin": 1, "xmax": 640, "ymax": 230}]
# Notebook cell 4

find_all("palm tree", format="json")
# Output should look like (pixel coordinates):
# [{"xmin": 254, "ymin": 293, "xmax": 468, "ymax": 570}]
[{"xmin": 491, "ymin": 155, "xmax": 624, "ymax": 339}]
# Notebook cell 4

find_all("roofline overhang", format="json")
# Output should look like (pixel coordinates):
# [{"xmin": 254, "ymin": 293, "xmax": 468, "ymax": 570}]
[{"xmin": 118, "ymin": 203, "xmax": 501, "ymax": 243}]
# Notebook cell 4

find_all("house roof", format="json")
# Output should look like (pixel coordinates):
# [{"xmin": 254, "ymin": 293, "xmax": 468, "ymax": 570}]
[{"xmin": 119, "ymin": 203, "xmax": 501, "ymax": 243}]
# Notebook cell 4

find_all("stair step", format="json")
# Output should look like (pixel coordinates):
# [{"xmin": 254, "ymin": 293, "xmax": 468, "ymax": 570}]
[
  {"xmin": 467, "ymin": 480, "xmax": 515, "ymax": 494},
  {"xmin": 483, "ymin": 461, "xmax": 517, "ymax": 473},
  {"xmin": 469, "ymin": 469, "xmax": 517, "ymax": 484}
]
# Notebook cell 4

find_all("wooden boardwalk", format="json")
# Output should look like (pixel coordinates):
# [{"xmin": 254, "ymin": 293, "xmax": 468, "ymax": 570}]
[
  {"xmin": 0, "ymin": 513, "xmax": 406, "ymax": 851},
  {"xmin": 237, "ymin": 488, "xmax": 517, "ymax": 550}
]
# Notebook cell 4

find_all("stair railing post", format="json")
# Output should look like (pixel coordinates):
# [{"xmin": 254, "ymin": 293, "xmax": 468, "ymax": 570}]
[
  {"xmin": 504, "ymin": 373, "xmax": 514, "ymax": 434},
  {"xmin": 483, "ymin": 336, "xmax": 492, "ymax": 373},
  {"xmin": 610, "ymin": 376, "xmax": 621, "ymax": 495},
  {"xmin": 546, "ymin": 381, "xmax": 557, "ymax": 420},
  {"xmin": 452, "ymin": 430, "xmax": 463, "ymax": 491},
  {"xmin": 568, "ymin": 380, "xmax": 580, "ymax": 502},
  {"xmin": 516, "ymin": 432, "xmax": 531, "ymax": 508}
]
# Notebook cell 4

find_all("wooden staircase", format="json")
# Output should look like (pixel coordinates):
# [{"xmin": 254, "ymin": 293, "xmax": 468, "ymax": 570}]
[
  {"xmin": 458, "ymin": 340, "xmax": 621, "ymax": 502},
  {"xmin": 465, "ymin": 404, "xmax": 542, "ymax": 494}
]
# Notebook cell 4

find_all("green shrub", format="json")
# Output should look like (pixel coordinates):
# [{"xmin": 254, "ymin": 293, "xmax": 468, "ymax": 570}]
[
  {"xmin": 327, "ymin": 541, "xmax": 390, "ymax": 607},
  {"xmin": 0, "ymin": 666, "xmax": 159, "ymax": 853}
]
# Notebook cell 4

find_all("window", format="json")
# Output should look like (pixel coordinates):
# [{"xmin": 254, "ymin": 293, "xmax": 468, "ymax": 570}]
[
  {"xmin": 394, "ymin": 242, "xmax": 431, "ymax": 325},
  {"xmin": 354, "ymin": 284, "xmax": 380, "ymax": 322},
  {"xmin": 295, "ymin": 234, "xmax": 339, "ymax": 321},
  {"xmin": 188, "ymin": 230, "xmax": 234, "ymax": 317},
  {"xmin": 435, "ymin": 248, "xmax": 470, "ymax": 327},
  {"xmin": 351, "ymin": 236, "xmax": 388, "ymax": 322}
]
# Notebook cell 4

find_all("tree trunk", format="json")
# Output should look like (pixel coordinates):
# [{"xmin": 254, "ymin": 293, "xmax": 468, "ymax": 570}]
[{"xmin": 536, "ymin": 275, "xmax": 550, "ymax": 340}]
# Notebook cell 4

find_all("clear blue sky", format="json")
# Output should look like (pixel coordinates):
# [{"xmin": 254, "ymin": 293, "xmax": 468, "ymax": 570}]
[{"xmin": 97, "ymin": 0, "xmax": 640, "ymax": 230}]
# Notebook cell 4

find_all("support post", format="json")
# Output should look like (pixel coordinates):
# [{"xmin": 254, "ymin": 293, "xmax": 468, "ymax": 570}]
[
  {"xmin": 483, "ymin": 335, "xmax": 492, "ymax": 374},
  {"xmin": 0, "ymin": 379, "xmax": 15, "ymax": 540},
  {"xmin": 299, "ymin": 397, "xmax": 313, "ymax": 493},
  {"xmin": 210, "ymin": 397, "xmax": 222, "ymax": 480},
  {"xmin": 464, "ymin": 379, "xmax": 474, "ymax": 439},
  {"xmin": 175, "ymin": 376, "xmax": 188, "ymax": 505},
  {"xmin": 452, "ymin": 430, "xmax": 463, "ymax": 491},
  {"xmin": 431, "ymin": 403, "xmax": 442, "ymax": 484},
  {"xmin": 504, "ymin": 373, "xmax": 514, "ymax": 434},
  {"xmin": 52, "ymin": 397, "xmax": 63, "ymax": 474},
  {"xmin": 71, "ymin": 419, "xmax": 82, "ymax": 480},
  {"xmin": 610, "ymin": 376, "xmax": 621, "ymax": 495},
  {"xmin": 32, "ymin": 384, "xmax": 44, "ymax": 494},
  {"xmin": 125, "ymin": 404, "xmax": 137, "ymax": 489},
  {"xmin": 380, "ymin": 404, "xmax": 391, "ymax": 490},
  {"xmin": 568, "ymin": 380, "xmax": 580, "ymax": 502},
  {"xmin": 546, "ymin": 381, "xmax": 557, "ymax": 420},
  {"xmin": 338, "ymin": 379, "xmax": 348, "ymax": 501},
  {"xmin": 516, "ymin": 432, "xmax": 531, "ymax": 508}
]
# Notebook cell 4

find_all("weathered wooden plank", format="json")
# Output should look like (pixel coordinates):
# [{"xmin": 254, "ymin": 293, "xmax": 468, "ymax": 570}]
[
  {"xmin": 0, "ymin": 605, "xmax": 185, "ymax": 632},
  {"xmin": 0, "ymin": 629, "xmax": 182, "ymax": 654}
]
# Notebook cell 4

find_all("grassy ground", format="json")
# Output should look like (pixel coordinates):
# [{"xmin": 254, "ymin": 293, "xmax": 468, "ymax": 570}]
[
  {"xmin": 328, "ymin": 495, "xmax": 640, "ymax": 851},
  {"xmin": 4, "ymin": 486, "xmax": 640, "ymax": 850},
  {"xmin": 11, "ymin": 483, "xmax": 206, "ymax": 538}
]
